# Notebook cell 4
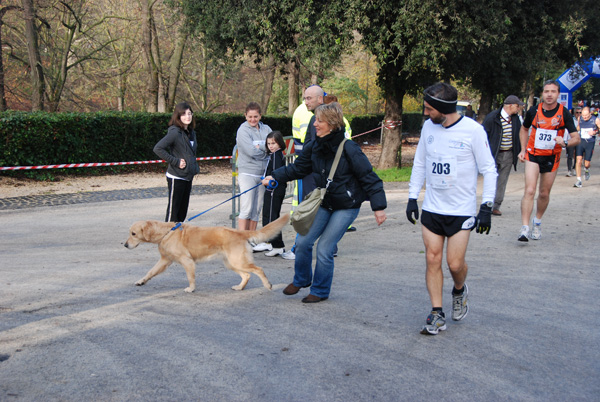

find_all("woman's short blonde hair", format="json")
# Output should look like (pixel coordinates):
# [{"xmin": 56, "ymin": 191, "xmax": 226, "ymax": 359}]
[{"xmin": 314, "ymin": 102, "xmax": 344, "ymax": 131}]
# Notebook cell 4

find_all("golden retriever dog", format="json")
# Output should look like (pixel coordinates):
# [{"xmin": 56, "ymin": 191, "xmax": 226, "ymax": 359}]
[{"xmin": 124, "ymin": 213, "xmax": 290, "ymax": 293}]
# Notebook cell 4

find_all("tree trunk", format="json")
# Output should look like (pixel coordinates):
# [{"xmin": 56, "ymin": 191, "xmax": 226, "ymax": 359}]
[
  {"xmin": 287, "ymin": 60, "xmax": 299, "ymax": 114},
  {"xmin": 167, "ymin": 30, "xmax": 187, "ymax": 112},
  {"xmin": 151, "ymin": 12, "xmax": 165, "ymax": 112},
  {"xmin": 46, "ymin": 22, "xmax": 76, "ymax": 113},
  {"xmin": 261, "ymin": 55, "xmax": 276, "ymax": 113},
  {"xmin": 0, "ymin": 17, "xmax": 6, "ymax": 110},
  {"xmin": 377, "ymin": 89, "xmax": 404, "ymax": 169},
  {"xmin": 0, "ymin": 5, "xmax": 19, "ymax": 110},
  {"xmin": 157, "ymin": 79, "xmax": 166, "ymax": 112},
  {"xmin": 22, "ymin": 0, "xmax": 44, "ymax": 111},
  {"xmin": 477, "ymin": 90, "xmax": 493, "ymax": 123},
  {"xmin": 141, "ymin": 0, "xmax": 158, "ymax": 112},
  {"xmin": 526, "ymin": 85, "xmax": 536, "ymax": 110},
  {"xmin": 200, "ymin": 46, "xmax": 208, "ymax": 111}
]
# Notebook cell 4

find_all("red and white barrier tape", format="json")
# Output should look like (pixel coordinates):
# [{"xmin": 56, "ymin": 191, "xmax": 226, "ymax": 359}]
[
  {"xmin": 0, "ymin": 155, "xmax": 232, "ymax": 171},
  {"xmin": 351, "ymin": 120, "xmax": 401, "ymax": 139}
]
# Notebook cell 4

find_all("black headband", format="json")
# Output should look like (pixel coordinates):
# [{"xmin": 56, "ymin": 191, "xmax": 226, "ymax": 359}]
[{"xmin": 424, "ymin": 94, "xmax": 457, "ymax": 114}]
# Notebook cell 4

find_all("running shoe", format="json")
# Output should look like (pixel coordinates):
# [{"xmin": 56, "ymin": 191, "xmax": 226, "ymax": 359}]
[
  {"xmin": 253, "ymin": 242, "xmax": 272, "ymax": 252},
  {"xmin": 452, "ymin": 284, "xmax": 469, "ymax": 321},
  {"xmin": 265, "ymin": 248, "xmax": 284, "ymax": 257},
  {"xmin": 566, "ymin": 170, "xmax": 573, "ymax": 177},
  {"xmin": 281, "ymin": 250, "xmax": 295, "ymax": 260},
  {"xmin": 420, "ymin": 311, "xmax": 446, "ymax": 335},
  {"xmin": 530, "ymin": 223, "xmax": 542, "ymax": 240},
  {"xmin": 585, "ymin": 169, "xmax": 590, "ymax": 181},
  {"xmin": 518, "ymin": 225, "xmax": 529, "ymax": 242},
  {"xmin": 574, "ymin": 180, "xmax": 582, "ymax": 188}
]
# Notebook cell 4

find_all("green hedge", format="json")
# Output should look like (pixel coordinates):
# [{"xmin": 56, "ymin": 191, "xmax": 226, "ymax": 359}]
[
  {"xmin": 0, "ymin": 111, "xmax": 293, "ymax": 168},
  {"xmin": 0, "ymin": 111, "xmax": 422, "ymax": 169}
]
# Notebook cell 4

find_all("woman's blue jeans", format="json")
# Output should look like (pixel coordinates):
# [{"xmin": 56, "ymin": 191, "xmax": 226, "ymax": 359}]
[{"xmin": 293, "ymin": 207, "xmax": 360, "ymax": 298}]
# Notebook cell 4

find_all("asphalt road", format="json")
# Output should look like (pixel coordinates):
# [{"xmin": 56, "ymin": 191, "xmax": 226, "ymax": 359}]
[{"xmin": 1, "ymin": 153, "xmax": 599, "ymax": 401}]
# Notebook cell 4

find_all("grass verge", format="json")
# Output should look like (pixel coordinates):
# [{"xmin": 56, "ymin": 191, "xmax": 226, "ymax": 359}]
[{"xmin": 374, "ymin": 167, "xmax": 412, "ymax": 182}]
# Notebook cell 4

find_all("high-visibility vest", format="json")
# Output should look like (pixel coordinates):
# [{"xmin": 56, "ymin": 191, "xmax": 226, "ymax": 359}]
[
  {"xmin": 292, "ymin": 102, "xmax": 314, "ymax": 151},
  {"xmin": 344, "ymin": 117, "xmax": 352, "ymax": 139},
  {"xmin": 291, "ymin": 102, "xmax": 313, "ymax": 209}
]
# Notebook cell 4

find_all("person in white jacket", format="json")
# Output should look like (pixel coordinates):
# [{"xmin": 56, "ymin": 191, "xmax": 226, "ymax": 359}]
[
  {"xmin": 406, "ymin": 82, "xmax": 497, "ymax": 335},
  {"xmin": 236, "ymin": 102, "xmax": 271, "ymax": 231}
]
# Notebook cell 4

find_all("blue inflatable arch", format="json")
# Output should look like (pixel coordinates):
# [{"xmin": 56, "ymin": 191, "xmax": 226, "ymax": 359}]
[{"xmin": 557, "ymin": 57, "xmax": 600, "ymax": 109}]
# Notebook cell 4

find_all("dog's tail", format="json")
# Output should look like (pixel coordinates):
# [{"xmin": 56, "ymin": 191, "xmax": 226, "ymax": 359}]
[{"xmin": 248, "ymin": 213, "xmax": 290, "ymax": 244}]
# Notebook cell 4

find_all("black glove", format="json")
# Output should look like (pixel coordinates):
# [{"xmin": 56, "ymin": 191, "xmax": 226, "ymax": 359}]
[
  {"xmin": 406, "ymin": 198, "xmax": 419, "ymax": 224},
  {"xmin": 476, "ymin": 203, "xmax": 492, "ymax": 234}
]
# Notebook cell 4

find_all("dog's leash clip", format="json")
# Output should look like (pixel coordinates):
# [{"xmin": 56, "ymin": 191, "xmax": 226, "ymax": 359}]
[{"xmin": 171, "ymin": 222, "xmax": 183, "ymax": 231}]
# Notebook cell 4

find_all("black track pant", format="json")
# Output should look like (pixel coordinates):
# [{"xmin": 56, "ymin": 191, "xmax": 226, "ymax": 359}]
[
  {"xmin": 165, "ymin": 177, "xmax": 192, "ymax": 222},
  {"xmin": 262, "ymin": 190, "xmax": 285, "ymax": 248}
]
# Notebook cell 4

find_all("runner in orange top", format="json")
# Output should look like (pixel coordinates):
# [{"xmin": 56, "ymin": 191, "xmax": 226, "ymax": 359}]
[{"xmin": 517, "ymin": 80, "xmax": 579, "ymax": 242}]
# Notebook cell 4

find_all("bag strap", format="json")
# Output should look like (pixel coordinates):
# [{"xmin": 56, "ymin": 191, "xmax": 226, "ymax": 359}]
[{"xmin": 326, "ymin": 138, "xmax": 347, "ymax": 189}]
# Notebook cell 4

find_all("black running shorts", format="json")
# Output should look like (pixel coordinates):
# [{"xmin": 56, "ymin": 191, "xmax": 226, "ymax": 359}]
[
  {"xmin": 526, "ymin": 152, "xmax": 560, "ymax": 173},
  {"xmin": 421, "ymin": 210, "xmax": 476, "ymax": 237}
]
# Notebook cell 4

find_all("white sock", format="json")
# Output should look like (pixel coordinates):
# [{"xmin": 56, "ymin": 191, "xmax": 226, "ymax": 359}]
[
  {"xmin": 577, "ymin": 176, "xmax": 582, "ymax": 181},
  {"xmin": 533, "ymin": 217, "xmax": 541, "ymax": 225}
]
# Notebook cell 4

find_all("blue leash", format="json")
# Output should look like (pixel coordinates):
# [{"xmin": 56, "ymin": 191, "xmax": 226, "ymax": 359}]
[{"xmin": 171, "ymin": 178, "xmax": 278, "ymax": 231}]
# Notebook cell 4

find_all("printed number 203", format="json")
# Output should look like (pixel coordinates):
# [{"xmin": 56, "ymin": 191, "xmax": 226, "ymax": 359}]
[{"xmin": 432, "ymin": 162, "xmax": 450, "ymax": 175}]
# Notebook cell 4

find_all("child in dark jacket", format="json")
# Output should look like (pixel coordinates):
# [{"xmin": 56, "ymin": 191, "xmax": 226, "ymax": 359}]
[{"xmin": 252, "ymin": 131, "xmax": 287, "ymax": 256}]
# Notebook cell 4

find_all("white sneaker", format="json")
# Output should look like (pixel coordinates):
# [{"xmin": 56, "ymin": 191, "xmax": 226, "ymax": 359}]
[
  {"xmin": 252, "ymin": 242, "xmax": 272, "ymax": 252},
  {"xmin": 574, "ymin": 180, "xmax": 582, "ymax": 188},
  {"xmin": 281, "ymin": 250, "xmax": 295, "ymax": 260},
  {"xmin": 530, "ymin": 223, "xmax": 542, "ymax": 240},
  {"xmin": 265, "ymin": 248, "xmax": 284, "ymax": 257},
  {"xmin": 518, "ymin": 225, "xmax": 529, "ymax": 242}
]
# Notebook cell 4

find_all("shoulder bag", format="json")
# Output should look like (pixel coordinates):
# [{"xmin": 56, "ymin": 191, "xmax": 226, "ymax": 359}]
[{"xmin": 290, "ymin": 139, "xmax": 347, "ymax": 235}]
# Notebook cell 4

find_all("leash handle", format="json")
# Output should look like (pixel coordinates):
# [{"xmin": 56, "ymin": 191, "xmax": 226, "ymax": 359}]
[{"xmin": 261, "ymin": 176, "xmax": 279, "ymax": 190}]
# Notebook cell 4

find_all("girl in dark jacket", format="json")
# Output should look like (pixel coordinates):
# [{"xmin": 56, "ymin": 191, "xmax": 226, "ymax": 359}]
[
  {"xmin": 253, "ymin": 131, "xmax": 288, "ymax": 256},
  {"xmin": 263, "ymin": 103, "xmax": 387, "ymax": 303},
  {"xmin": 154, "ymin": 102, "xmax": 200, "ymax": 222}
]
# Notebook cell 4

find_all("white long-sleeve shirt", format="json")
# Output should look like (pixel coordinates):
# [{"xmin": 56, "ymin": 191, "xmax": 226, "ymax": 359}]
[{"xmin": 409, "ymin": 116, "xmax": 497, "ymax": 216}]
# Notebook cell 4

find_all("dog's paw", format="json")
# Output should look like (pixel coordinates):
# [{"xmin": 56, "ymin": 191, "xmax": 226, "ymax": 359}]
[
  {"xmin": 265, "ymin": 282, "xmax": 273, "ymax": 290},
  {"xmin": 231, "ymin": 284, "xmax": 244, "ymax": 291},
  {"xmin": 135, "ymin": 279, "xmax": 146, "ymax": 286},
  {"xmin": 184, "ymin": 286, "xmax": 195, "ymax": 293}
]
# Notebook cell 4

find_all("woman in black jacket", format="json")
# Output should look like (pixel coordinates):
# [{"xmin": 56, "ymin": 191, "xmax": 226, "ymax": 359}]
[
  {"xmin": 154, "ymin": 102, "xmax": 200, "ymax": 222},
  {"xmin": 262, "ymin": 102, "xmax": 387, "ymax": 303}
]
